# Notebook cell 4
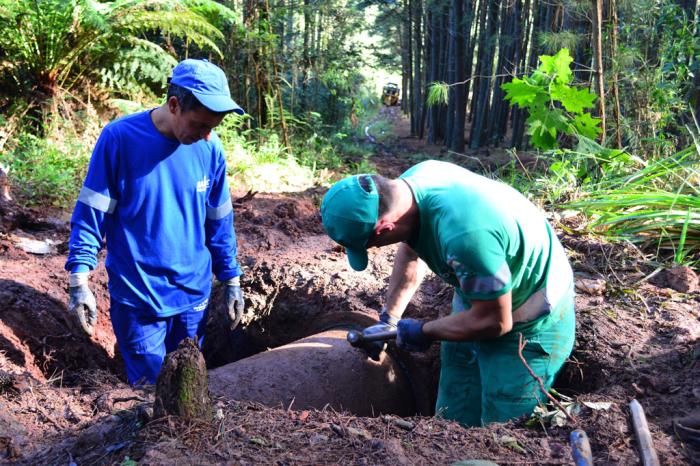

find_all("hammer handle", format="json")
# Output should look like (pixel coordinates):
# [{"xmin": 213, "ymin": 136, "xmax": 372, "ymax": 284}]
[
  {"xmin": 347, "ymin": 328, "xmax": 397, "ymax": 345},
  {"xmin": 362, "ymin": 329, "xmax": 398, "ymax": 342}
]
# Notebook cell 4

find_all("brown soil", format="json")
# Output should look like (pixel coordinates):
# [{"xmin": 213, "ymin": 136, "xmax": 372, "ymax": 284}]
[{"xmin": 1, "ymin": 107, "xmax": 698, "ymax": 465}]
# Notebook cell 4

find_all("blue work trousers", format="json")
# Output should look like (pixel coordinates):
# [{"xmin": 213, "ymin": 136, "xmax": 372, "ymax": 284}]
[{"xmin": 110, "ymin": 301, "xmax": 207, "ymax": 385}]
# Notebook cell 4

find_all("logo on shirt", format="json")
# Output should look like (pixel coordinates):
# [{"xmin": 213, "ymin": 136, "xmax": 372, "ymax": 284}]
[
  {"xmin": 196, "ymin": 176, "xmax": 210, "ymax": 193},
  {"xmin": 193, "ymin": 299, "xmax": 209, "ymax": 312}
]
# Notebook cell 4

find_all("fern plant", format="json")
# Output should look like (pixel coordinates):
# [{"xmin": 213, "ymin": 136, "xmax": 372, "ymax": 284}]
[
  {"xmin": 502, "ymin": 48, "xmax": 602, "ymax": 150},
  {"xmin": 0, "ymin": 0, "xmax": 238, "ymax": 99}
]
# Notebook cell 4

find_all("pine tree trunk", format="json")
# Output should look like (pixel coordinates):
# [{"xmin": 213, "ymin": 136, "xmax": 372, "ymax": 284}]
[
  {"xmin": 488, "ymin": 0, "xmax": 513, "ymax": 146},
  {"xmin": 301, "ymin": 0, "xmax": 311, "ymax": 113},
  {"xmin": 446, "ymin": 2, "xmax": 457, "ymax": 146},
  {"xmin": 411, "ymin": 0, "xmax": 423, "ymax": 136},
  {"xmin": 591, "ymin": 0, "xmax": 606, "ymax": 144},
  {"xmin": 468, "ymin": 0, "xmax": 489, "ymax": 143},
  {"xmin": 402, "ymin": 0, "xmax": 412, "ymax": 114},
  {"xmin": 469, "ymin": 0, "xmax": 499, "ymax": 149},
  {"xmin": 427, "ymin": 8, "xmax": 440, "ymax": 144},
  {"xmin": 263, "ymin": 0, "xmax": 290, "ymax": 151},
  {"xmin": 609, "ymin": 0, "xmax": 622, "ymax": 148},
  {"xmin": 450, "ymin": 0, "xmax": 467, "ymax": 152}
]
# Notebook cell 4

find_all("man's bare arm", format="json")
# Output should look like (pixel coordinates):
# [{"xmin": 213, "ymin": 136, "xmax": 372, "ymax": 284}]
[
  {"xmin": 383, "ymin": 243, "xmax": 427, "ymax": 319},
  {"xmin": 422, "ymin": 292, "xmax": 513, "ymax": 341}
]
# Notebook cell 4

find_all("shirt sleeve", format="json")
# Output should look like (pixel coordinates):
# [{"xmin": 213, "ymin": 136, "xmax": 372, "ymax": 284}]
[
  {"xmin": 65, "ymin": 125, "xmax": 120, "ymax": 273},
  {"xmin": 205, "ymin": 145, "xmax": 242, "ymax": 281},
  {"xmin": 444, "ymin": 229, "xmax": 512, "ymax": 301}
]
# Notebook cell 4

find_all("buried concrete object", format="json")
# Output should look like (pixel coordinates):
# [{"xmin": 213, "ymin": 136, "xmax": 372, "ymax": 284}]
[{"xmin": 208, "ymin": 329, "xmax": 416, "ymax": 416}]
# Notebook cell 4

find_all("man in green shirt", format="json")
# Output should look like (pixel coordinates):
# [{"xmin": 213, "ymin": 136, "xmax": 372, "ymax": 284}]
[{"xmin": 320, "ymin": 160, "xmax": 575, "ymax": 426}]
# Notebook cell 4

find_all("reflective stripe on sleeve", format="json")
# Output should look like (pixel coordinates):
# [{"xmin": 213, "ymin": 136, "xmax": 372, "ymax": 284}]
[
  {"xmin": 458, "ymin": 262, "xmax": 511, "ymax": 294},
  {"xmin": 207, "ymin": 199, "xmax": 233, "ymax": 220},
  {"xmin": 78, "ymin": 186, "xmax": 117, "ymax": 214}
]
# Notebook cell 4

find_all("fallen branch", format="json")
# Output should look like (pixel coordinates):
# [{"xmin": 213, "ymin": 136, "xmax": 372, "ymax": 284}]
[
  {"xmin": 517, "ymin": 333, "xmax": 576, "ymax": 425},
  {"xmin": 234, "ymin": 190, "xmax": 258, "ymax": 205},
  {"xmin": 113, "ymin": 396, "xmax": 147, "ymax": 405}
]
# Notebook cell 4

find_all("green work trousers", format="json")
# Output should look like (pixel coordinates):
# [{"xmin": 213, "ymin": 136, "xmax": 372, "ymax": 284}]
[{"xmin": 435, "ymin": 289, "xmax": 575, "ymax": 426}]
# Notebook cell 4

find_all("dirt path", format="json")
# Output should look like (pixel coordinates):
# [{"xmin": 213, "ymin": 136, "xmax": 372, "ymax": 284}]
[{"xmin": 1, "ymin": 108, "xmax": 699, "ymax": 464}]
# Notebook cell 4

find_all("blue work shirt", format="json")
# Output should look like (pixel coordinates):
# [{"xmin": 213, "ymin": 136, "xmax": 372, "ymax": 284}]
[{"xmin": 65, "ymin": 110, "xmax": 241, "ymax": 316}]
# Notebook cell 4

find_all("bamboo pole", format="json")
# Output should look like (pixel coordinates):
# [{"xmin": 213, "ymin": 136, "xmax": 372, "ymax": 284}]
[{"xmin": 263, "ymin": 0, "xmax": 291, "ymax": 153}]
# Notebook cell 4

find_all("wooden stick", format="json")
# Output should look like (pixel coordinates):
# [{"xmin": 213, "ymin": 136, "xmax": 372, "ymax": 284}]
[
  {"xmin": 629, "ymin": 399, "xmax": 660, "ymax": 466},
  {"xmin": 517, "ymin": 333, "xmax": 576, "ymax": 424}
]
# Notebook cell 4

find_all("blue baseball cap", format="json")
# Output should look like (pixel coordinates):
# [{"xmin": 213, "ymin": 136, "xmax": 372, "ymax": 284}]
[
  {"xmin": 321, "ymin": 175, "xmax": 379, "ymax": 271},
  {"xmin": 170, "ymin": 59, "xmax": 244, "ymax": 115}
]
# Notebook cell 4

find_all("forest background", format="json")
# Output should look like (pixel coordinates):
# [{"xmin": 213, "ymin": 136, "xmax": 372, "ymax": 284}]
[{"xmin": 0, "ymin": 0, "xmax": 698, "ymax": 267}]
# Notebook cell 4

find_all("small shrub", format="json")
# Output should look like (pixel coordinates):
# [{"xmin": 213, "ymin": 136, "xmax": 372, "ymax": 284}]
[{"xmin": 0, "ymin": 134, "xmax": 90, "ymax": 207}]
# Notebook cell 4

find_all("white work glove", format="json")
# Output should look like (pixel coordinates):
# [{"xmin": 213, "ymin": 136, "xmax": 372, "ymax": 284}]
[
  {"xmin": 224, "ymin": 276, "xmax": 244, "ymax": 330},
  {"xmin": 67, "ymin": 272, "xmax": 97, "ymax": 336}
]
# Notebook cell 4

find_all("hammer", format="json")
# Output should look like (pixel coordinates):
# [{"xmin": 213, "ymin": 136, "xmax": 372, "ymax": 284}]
[{"xmin": 346, "ymin": 328, "xmax": 397, "ymax": 347}]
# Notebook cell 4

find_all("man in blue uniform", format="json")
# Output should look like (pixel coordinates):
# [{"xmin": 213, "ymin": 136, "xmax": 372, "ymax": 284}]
[
  {"xmin": 65, "ymin": 59, "xmax": 245, "ymax": 384},
  {"xmin": 321, "ymin": 161, "xmax": 575, "ymax": 426}
]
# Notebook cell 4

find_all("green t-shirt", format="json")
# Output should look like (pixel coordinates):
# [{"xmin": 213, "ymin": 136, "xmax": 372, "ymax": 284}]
[{"xmin": 401, "ymin": 160, "xmax": 573, "ymax": 323}]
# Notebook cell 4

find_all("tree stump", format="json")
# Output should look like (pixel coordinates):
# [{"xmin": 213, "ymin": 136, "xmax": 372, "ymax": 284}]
[{"xmin": 153, "ymin": 338, "xmax": 212, "ymax": 421}]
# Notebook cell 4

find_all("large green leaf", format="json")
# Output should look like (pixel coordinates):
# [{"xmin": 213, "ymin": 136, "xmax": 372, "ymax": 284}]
[
  {"xmin": 550, "ymin": 83, "xmax": 597, "ymax": 114},
  {"xmin": 500, "ymin": 48, "xmax": 601, "ymax": 151},
  {"xmin": 539, "ymin": 48, "xmax": 573, "ymax": 84},
  {"xmin": 502, "ymin": 78, "xmax": 540, "ymax": 107},
  {"xmin": 526, "ymin": 107, "xmax": 568, "ymax": 149},
  {"xmin": 572, "ymin": 113, "xmax": 603, "ymax": 139}
]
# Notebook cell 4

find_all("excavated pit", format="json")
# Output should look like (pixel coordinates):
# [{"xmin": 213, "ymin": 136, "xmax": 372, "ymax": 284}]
[
  {"xmin": 1, "ymin": 142, "xmax": 698, "ymax": 463},
  {"xmin": 202, "ymin": 279, "xmax": 429, "ymax": 417},
  {"xmin": 0, "ymin": 195, "xmax": 628, "ymax": 423}
]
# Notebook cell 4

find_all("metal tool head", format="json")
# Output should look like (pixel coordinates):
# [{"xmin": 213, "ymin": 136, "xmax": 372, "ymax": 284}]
[
  {"xmin": 347, "ymin": 330, "xmax": 362, "ymax": 347},
  {"xmin": 346, "ymin": 328, "xmax": 397, "ymax": 347}
]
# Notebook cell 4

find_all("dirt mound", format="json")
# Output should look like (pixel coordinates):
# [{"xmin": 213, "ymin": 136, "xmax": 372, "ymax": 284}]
[{"xmin": 1, "ymin": 134, "xmax": 699, "ymax": 464}]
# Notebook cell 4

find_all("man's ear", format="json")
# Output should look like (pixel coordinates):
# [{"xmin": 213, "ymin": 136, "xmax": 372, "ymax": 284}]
[
  {"xmin": 167, "ymin": 96, "xmax": 180, "ymax": 114},
  {"xmin": 375, "ymin": 219, "xmax": 395, "ymax": 235}
]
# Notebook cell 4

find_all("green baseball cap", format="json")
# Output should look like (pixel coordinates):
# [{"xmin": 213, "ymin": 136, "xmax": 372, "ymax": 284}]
[{"xmin": 321, "ymin": 175, "xmax": 379, "ymax": 271}]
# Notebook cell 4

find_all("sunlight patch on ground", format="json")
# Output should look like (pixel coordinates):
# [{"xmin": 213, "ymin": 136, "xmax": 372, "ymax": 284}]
[{"xmin": 227, "ymin": 155, "xmax": 321, "ymax": 193}]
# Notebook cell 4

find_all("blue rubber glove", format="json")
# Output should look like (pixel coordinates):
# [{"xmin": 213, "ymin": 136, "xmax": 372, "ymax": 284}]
[
  {"xmin": 397, "ymin": 318, "xmax": 432, "ymax": 352},
  {"xmin": 360, "ymin": 309, "xmax": 398, "ymax": 361},
  {"xmin": 67, "ymin": 273, "xmax": 97, "ymax": 336},
  {"xmin": 225, "ymin": 277, "xmax": 245, "ymax": 330}
]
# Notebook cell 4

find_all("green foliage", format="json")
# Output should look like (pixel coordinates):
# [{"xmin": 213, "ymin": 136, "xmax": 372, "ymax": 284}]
[
  {"xmin": 214, "ymin": 108, "xmax": 374, "ymax": 193},
  {"xmin": 496, "ymin": 129, "xmax": 699, "ymax": 265},
  {"xmin": 0, "ymin": 0, "xmax": 237, "ymax": 99},
  {"xmin": 565, "ymin": 144, "xmax": 700, "ymax": 265},
  {"xmin": 538, "ymin": 31, "xmax": 582, "ymax": 54},
  {"xmin": 502, "ymin": 48, "xmax": 602, "ymax": 150},
  {"xmin": 427, "ymin": 82, "xmax": 449, "ymax": 107},
  {"xmin": 0, "ymin": 133, "xmax": 90, "ymax": 207},
  {"xmin": 610, "ymin": 1, "xmax": 699, "ymax": 153}
]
